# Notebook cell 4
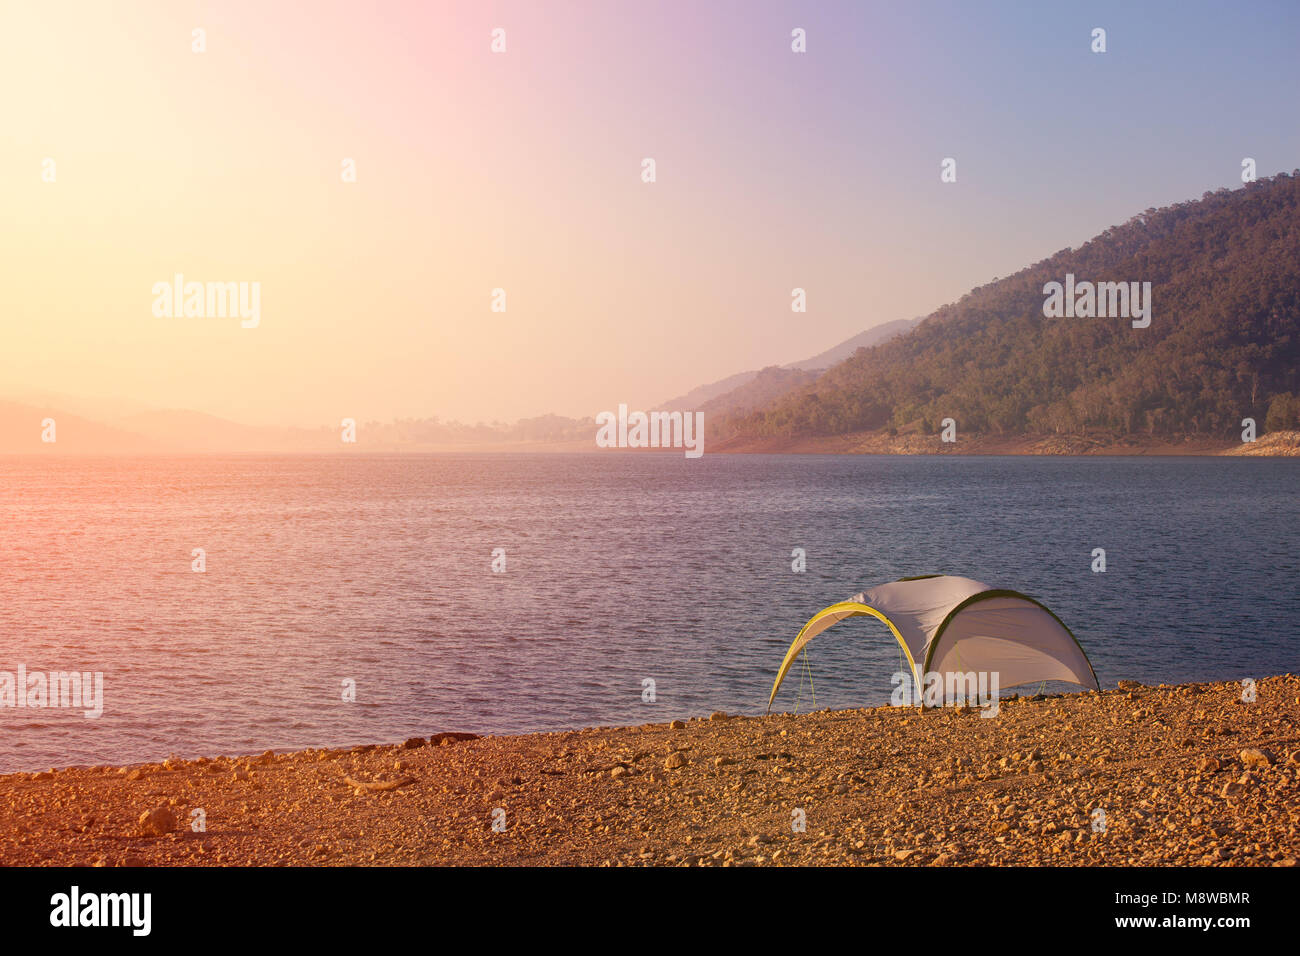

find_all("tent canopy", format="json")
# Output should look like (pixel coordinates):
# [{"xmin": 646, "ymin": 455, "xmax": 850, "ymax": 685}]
[{"xmin": 767, "ymin": 574, "xmax": 1099, "ymax": 711}]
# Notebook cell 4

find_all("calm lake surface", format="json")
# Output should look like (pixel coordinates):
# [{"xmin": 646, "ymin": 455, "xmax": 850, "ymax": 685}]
[{"xmin": 1, "ymin": 453, "xmax": 1296, "ymax": 772}]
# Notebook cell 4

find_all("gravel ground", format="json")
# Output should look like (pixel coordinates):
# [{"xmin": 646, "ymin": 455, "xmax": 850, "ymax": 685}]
[{"xmin": 2, "ymin": 676, "xmax": 1297, "ymax": 867}]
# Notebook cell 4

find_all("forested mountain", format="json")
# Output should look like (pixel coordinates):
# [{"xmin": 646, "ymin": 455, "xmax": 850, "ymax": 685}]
[{"xmin": 715, "ymin": 173, "xmax": 1300, "ymax": 443}]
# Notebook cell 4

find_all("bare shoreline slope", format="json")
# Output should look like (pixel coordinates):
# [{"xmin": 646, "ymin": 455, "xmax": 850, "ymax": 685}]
[
  {"xmin": 3, "ymin": 675, "xmax": 1297, "ymax": 867},
  {"xmin": 712, "ymin": 429, "xmax": 1300, "ymax": 457}
]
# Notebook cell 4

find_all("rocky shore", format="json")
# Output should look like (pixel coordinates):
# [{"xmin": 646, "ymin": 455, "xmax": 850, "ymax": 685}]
[
  {"xmin": 714, "ymin": 430, "xmax": 1300, "ymax": 457},
  {"xmin": 2, "ymin": 676, "xmax": 1297, "ymax": 867}
]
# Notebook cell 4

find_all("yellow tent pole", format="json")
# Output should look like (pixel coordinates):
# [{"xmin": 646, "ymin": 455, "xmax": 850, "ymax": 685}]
[{"xmin": 767, "ymin": 601, "xmax": 921, "ymax": 713}]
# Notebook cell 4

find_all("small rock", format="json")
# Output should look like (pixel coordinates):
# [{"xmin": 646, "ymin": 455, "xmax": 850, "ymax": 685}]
[
  {"xmin": 402, "ymin": 736, "xmax": 426, "ymax": 749},
  {"xmin": 429, "ymin": 732, "xmax": 480, "ymax": 746},
  {"xmin": 664, "ymin": 753, "xmax": 687, "ymax": 771},
  {"xmin": 668, "ymin": 720, "xmax": 686, "ymax": 729},
  {"xmin": 1240, "ymin": 748, "xmax": 1273, "ymax": 769},
  {"xmin": 137, "ymin": 807, "xmax": 175, "ymax": 837},
  {"xmin": 610, "ymin": 766, "xmax": 628, "ymax": 778}
]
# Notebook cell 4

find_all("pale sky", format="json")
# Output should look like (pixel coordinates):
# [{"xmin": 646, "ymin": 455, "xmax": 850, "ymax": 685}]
[{"xmin": 2, "ymin": 0, "xmax": 1297, "ymax": 425}]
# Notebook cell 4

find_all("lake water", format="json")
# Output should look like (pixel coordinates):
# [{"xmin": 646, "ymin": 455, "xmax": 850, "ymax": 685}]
[{"xmin": 1, "ymin": 453, "xmax": 1296, "ymax": 772}]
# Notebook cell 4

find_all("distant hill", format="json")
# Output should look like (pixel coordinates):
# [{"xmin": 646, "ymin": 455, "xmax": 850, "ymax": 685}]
[
  {"xmin": 0, "ymin": 400, "xmax": 597, "ymax": 454},
  {"xmin": 113, "ymin": 410, "xmax": 326, "ymax": 453},
  {"xmin": 354, "ymin": 414, "xmax": 596, "ymax": 447},
  {"xmin": 0, "ymin": 388, "xmax": 154, "ymax": 422},
  {"xmin": 0, "ymin": 402, "xmax": 340, "ymax": 454},
  {"xmin": 716, "ymin": 174, "xmax": 1300, "ymax": 445},
  {"xmin": 661, "ymin": 316, "xmax": 921, "ymax": 416},
  {"xmin": 0, "ymin": 401, "xmax": 163, "ymax": 454}
]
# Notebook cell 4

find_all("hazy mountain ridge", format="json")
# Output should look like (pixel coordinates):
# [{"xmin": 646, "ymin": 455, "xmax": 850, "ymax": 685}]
[
  {"xmin": 0, "ymin": 402, "xmax": 327, "ymax": 454},
  {"xmin": 787, "ymin": 318, "xmax": 923, "ymax": 370},
  {"xmin": 0, "ymin": 401, "xmax": 599, "ymax": 454},
  {"xmin": 0, "ymin": 402, "xmax": 164, "ymax": 454},
  {"xmin": 659, "ymin": 317, "xmax": 921, "ymax": 415}
]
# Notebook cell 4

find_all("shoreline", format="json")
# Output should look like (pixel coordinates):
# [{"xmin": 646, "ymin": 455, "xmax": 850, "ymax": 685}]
[
  {"xmin": 5, "ymin": 431, "xmax": 1297, "ymax": 456},
  {"xmin": 3, "ymin": 675, "xmax": 1297, "ymax": 866},
  {"xmin": 711, "ymin": 429, "xmax": 1300, "ymax": 457}
]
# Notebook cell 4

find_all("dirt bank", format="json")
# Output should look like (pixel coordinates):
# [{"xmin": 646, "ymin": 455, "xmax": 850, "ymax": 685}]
[{"xmin": 2, "ymin": 676, "xmax": 1297, "ymax": 866}]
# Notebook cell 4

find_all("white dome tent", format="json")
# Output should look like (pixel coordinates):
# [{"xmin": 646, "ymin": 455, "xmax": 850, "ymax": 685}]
[{"xmin": 767, "ymin": 574, "xmax": 1100, "ymax": 711}]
